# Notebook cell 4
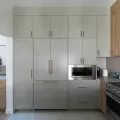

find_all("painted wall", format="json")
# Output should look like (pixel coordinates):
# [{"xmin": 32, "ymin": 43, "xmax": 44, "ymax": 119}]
[
  {"xmin": 0, "ymin": 3, "xmax": 13, "ymax": 113},
  {"xmin": 107, "ymin": 57, "xmax": 120, "ymax": 72}
]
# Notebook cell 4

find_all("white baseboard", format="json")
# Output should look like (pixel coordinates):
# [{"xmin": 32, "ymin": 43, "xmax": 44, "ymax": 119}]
[{"xmin": 5, "ymin": 109, "xmax": 14, "ymax": 114}]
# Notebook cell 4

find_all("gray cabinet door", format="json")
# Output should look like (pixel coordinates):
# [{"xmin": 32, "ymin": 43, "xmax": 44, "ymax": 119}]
[
  {"xmin": 34, "ymin": 39, "xmax": 50, "ymax": 80},
  {"xmin": 51, "ymin": 16, "xmax": 67, "ymax": 38},
  {"xmin": 51, "ymin": 39, "xmax": 67, "ymax": 80},
  {"xmin": 35, "ymin": 81, "xmax": 68, "ymax": 109},
  {"xmin": 15, "ymin": 16, "xmax": 33, "ymax": 38},
  {"xmin": 15, "ymin": 38, "xmax": 33, "ymax": 109},
  {"xmin": 34, "ymin": 16, "xmax": 50, "ymax": 38}
]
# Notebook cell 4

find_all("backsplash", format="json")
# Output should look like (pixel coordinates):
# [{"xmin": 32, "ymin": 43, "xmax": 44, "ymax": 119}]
[
  {"xmin": 106, "ymin": 57, "xmax": 120, "ymax": 72},
  {"xmin": 97, "ymin": 58, "xmax": 106, "ymax": 68}
]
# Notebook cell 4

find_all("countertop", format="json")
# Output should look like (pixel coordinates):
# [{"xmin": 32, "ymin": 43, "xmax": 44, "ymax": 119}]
[
  {"xmin": 100, "ymin": 76, "xmax": 120, "ymax": 83},
  {"xmin": 0, "ymin": 75, "xmax": 6, "ymax": 80}
]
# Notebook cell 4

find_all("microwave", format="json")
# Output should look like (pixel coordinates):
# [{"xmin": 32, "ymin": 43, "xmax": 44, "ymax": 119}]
[{"xmin": 68, "ymin": 65, "xmax": 96, "ymax": 80}]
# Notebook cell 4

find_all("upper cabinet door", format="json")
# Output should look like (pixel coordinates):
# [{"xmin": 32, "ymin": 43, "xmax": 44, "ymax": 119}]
[
  {"xmin": 15, "ymin": 16, "xmax": 33, "ymax": 38},
  {"xmin": 83, "ymin": 16, "xmax": 97, "ymax": 39},
  {"xmin": 34, "ymin": 16, "xmax": 50, "ymax": 38},
  {"xmin": 51, "ymin": 39, "xmax": 67, "ymax": 80},
  {"xmin": 69, "ymin": 16, "xmax": 82, "ymax": 38},
  {"xmin": 51, "ymin": 16, "xmax": 67, "ymax": 38},
  {"xmin": 98, "ymin": 16, "xmax": 110, "ymax": 57},
  {"xmin": 83, "ymin": 39, "xmax": 96, "ymax": 65},
  {"xmin": 34, "ymin": 39, "xmax": 50, "ymax": 80}
]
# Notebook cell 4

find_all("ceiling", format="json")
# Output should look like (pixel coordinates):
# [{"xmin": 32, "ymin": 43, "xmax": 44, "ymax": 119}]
[{"xmin": 11, "ymin": 0, "xmax": 116, "ymax": 7}]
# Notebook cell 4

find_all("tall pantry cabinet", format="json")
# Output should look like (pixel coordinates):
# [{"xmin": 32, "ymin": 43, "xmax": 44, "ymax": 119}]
[{"xmin": 14, "ymin": 15, "xmax": 68, "ymax": 109}]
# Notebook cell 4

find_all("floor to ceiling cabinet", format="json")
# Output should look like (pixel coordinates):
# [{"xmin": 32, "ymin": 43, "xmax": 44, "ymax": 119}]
[{"xmin": 15, "ymin": 38, "xmax": 33, "ymax": 109}]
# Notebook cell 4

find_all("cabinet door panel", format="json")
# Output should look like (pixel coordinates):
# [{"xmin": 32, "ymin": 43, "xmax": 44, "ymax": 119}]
[
  {"xmin": 34, "ymin": 16, "xmax": 50, "ymax": 38},
  {"xmin": 35, "ymin": 81, "xmax": 67, "ymax": 109},
  {"xmin": 15, "ymin": 38, "xmax": 33, "ymax": 109},
  {"xmin": 51, "ymin": 39, "xmax": 67, "ymax": 80},
  {"xmin": 83, "ymin": 16, "xmax": 97, "ymax": 39},
  {"xmin": 83, "ymin": 39, "xmax": 96, "ymax": 64},
  {"xmin": 98, "ymin": 16, "xmax": 110, "ymax": 57},
  {"xmin": 15, "ymin": 16, "xmax": 33, "ymax": 38},
  {"xmin": 34, "ymin": 39, "xmax": 50, "ymax": 80},
  {"xmin": 69, "ymin": 16, "xmax": 82, "ymax": 38},
  {"xmin": 51, "ymin": 16, "xmax": 67, "ymax": 38},
  {"xmin": 69, "ymin": 38, "xmax": 82, "ymax": 64}
]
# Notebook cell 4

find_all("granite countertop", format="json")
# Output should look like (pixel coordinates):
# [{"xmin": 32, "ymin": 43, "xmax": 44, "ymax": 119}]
[
  {"xmin": 100, "ymin": 76, "xmax": 120, "ymax": 83},
  {"xmin": 0, "ymin": 75, "xmax": 6, "ymax": 80}
]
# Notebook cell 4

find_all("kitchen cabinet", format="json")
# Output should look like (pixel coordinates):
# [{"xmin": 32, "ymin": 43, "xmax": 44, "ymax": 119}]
[
  {"xmin": 100, "ymin": 80, "xmax": 106, "ymax": 114},
  {"xmin": 51, "ymin": 16, "xmax": 67, "ymax": 39},
  {"xmin": 34, "ymin": 39, "xmax": 50, "ymax": 80},
  {"xmin": 68, "ymin": 16, "xmax": 97, "ymax": 65},
  {"xmin": 15, "ymin": 38, "xmax": 33, "ymax": 109},
  {"xmin": 69, "ymin": 80, "xmax": 99, "ymax": 109},
  {"xmin": 97, "ymin": 16, "xmax": 110, "ymax": 57},
  {"xmin": 0, "ymin": 80, "xmax": 6, "ymax": 109},
  {"xmin": 34, "ymin": 16, "xmax": 50, "ymax": 38},
  {"xmin": 111, "ymin": 0, "xmax": 120, "ymax": 56},
  {"xmin": 15, "ymin": 16, "xmax": 33, "ymax": 38},
  {"xmin": 34, "ymin": 81, "xmax": 67, "ymax": 109},
  {"xmin": 51, "ymin": 39, "xmax": 67, "ymax": 80}
]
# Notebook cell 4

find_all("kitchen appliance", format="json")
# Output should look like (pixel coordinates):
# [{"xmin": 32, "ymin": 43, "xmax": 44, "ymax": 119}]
[
  {"xmin": 68, "ymin": 65, "xmax": 96, "ymax": 80},
  {"xmin": 102, "ymin": 68, "xmax": 108, "ymax": 77},
  {"xmin": 97, "ymin": 67, "xmax": 101, "ymax": 79},
  {"xmin": 106, "ymin": 82, "xmax": 120, "ymax": 120}
]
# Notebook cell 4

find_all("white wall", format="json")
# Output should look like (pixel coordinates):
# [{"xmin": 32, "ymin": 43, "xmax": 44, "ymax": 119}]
[{"xmin": 0, "ymin": 3, "xmax": 13, "ymax": 114}]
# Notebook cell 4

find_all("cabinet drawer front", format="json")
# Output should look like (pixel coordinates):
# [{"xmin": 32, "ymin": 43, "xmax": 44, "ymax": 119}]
[
  {"xmin": 0, "ymin": 96, "xmax": 6, "ymax": 109},
  {"xmin": 0, "ymin": 80, "xmax": 5, "ymax": 86},
  {"xmin": 69, "ymin": 81, "xmax": 86, "ymax": 88}
]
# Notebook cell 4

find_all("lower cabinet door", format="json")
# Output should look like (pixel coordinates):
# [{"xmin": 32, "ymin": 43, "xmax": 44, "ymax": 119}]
[{"xmin": 34, "ymin": 81, "xmax": 68, "ymax": 109}]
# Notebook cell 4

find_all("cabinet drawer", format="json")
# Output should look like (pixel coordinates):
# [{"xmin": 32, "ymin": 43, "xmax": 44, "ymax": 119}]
[
  {"xmin": 69, "ymin": 81, "xmax": 86, "ymax": 88},
  {"xmin": 0, "ymin": 80, "xmax": 5, "ymax": 86},
  {"xmin": 0, "ymin": 96, "xmax": 6, "ymax": 109},
  {"xmin": 70, "ymin": 98, "xmax": 98, "ymax": 109}
]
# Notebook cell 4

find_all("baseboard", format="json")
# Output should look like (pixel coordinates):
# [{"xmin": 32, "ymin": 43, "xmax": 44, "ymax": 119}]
[{"xmin": 5, "ymin": 109, "xmax": 14, "ymax": 114}]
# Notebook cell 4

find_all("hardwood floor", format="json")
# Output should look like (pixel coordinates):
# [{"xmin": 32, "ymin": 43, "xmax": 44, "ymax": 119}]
[{"xmin": 0, "ymin": 111, "xmax": 11, "ymax": 120}]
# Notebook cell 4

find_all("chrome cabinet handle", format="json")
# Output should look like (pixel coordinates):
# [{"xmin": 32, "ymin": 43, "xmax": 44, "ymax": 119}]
[
  {"xmin": 51, "ymin": 31, "xmax": 52, "ymax": 37},
  {"xmin": 81, "ymin": 58, "xmax": 82, "ymax": 63},
  {"xmin": 31, "ymin": 70, "xmax": 33, "ymax": 78},
  {"xmin": 83, "ymin": 31, "xmax": 84, "ymax": 37},
  {"xmin": 49, "ymin": 60, "xmax": 51, "ymax": 74},
  {"xmin": 51, "ymin": 60, "xmax": 53, "ymax": 74},
  {"xmin": 98, "ymin": 50, "xmax": 100, "ymax": 56},
  {"xmin": 31, "ymin": 31, "xmax": 33, "ymax": 37},
  {"xmin": 81, "ymin": 31, "xmax": 82, "ymax": 37},
  {"xmin": 77, "ymin": 87, "xmax": 87, "ymax": 88},
  {"xmin": 83, "ymin": 58, "xmax": 84, "ymax": 64}
]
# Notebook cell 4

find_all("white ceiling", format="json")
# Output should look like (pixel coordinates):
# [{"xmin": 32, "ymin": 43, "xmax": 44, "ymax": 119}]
[{"xmin": 11, "ymin": 0, "xmax": 116, "ymax": 7}]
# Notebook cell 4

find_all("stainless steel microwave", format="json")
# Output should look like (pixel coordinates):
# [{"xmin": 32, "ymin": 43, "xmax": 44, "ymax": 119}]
[{"xmin": 68, "ymin": 65, "xmax": 96, "ymax": 80}]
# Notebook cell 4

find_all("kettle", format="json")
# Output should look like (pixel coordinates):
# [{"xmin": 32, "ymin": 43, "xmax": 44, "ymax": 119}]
[{"xmin": 102, "ymin": 68, "xmax": 108, "ymax": 77}]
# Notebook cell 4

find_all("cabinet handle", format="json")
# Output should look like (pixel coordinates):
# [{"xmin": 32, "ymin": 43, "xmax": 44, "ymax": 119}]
[
  {"xmin": 51, "ymin": 31, "xmax": 52, "ymax": 37},
  {"xmin": 77, "ymin": 87, "xmax": 87, "ymax": 88},
  {"xmin": 80, "ymin": 59, "xmax": 82, "ymax": 64},
  {"xmin": 78, "ymin": 101, "xmax": 88, "ymax": 104},
  {"xmin": 31, "ymin": 31, "xmax": 33, "ymax": 37},
  {"xmin": 31, "ymin": 70, "xmax": 33, "ymax": 78},
  {"xmin": 83, "ymin": 58, "xmax": 84, "ymax": 64},
  {"xmin": 49, "ymin": 60, "xmax": 51, "ymax": 74},
  {"xmin": 51, "ymin": 60, "xmax": 53, "ymax": 74},
  {"xmin": 83, "ymin": 31, "xmax": 84, "ymax": 37},
  {"xmin": 98, "ymin": 50, "xmax": 100, "ymax": 56}
]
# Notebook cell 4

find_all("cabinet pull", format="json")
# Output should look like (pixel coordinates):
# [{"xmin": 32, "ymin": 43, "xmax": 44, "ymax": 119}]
[
  {"xmin": 78, "ymin": 101, "xmax": 88, "ymax": 104},
  {"xmin": 51, "ymin": 31, "xmax": 52, "ymax": 37},
  {"xmin": 83, "ymin": 58, "xmax": 84, "ymax": 64},
  {"xmin": 31, "ymin": 31, "xmax": 33, "ymax": 37},
  {"xmin": 83, "ymin": 31, "xmax": 84, "ymax": 37},
  {"xmin": 77, "ymin": 87, "xmax": 87, "ymax": 88},
  {"xmin": 51, "ymin": 60, "xmax": 53, "ymax": 74},
  {"xmin": 80, "ymin": 58, "xmax": 82, "ymax": 64},
  {"xmin": 98, "ymin": 50, "xmax": 100, "ymax": 56},
  {"xmin": 49, "ymin": 60, "xmax": 51, "ymax": 74},
  {"xmin": 31, "ymin": 70, "xmax": 33, "ymax": 78}
]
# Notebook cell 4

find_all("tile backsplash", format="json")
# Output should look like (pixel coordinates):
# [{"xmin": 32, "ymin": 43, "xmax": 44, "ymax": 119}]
[{"xmin": 106, "ymin": 57, "xmax": 120, "ymax": 72}]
